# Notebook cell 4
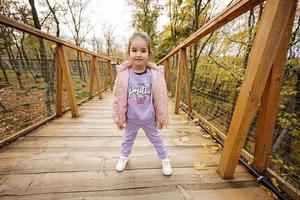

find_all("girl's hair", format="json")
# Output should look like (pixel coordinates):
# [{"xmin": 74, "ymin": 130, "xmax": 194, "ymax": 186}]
[{"xmin": 127, "ymin": 31, "xmax": 152, "ymax": 55}]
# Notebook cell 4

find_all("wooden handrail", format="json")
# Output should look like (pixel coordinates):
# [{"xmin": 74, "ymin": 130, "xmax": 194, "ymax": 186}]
[
  {"xmin": 157, "ymin": 0, "xmax": 264, "ymax": 65},
  {"xmin": 0, "ymin": 14, "xmax": 110, "ymax": 60},
  {"xmin": 158, "ymin": 0, "xmax": 298, "ymax": 197},
  {"xmin": 0, "ymin": 14, "xmax": 120, "ymax": 118}
]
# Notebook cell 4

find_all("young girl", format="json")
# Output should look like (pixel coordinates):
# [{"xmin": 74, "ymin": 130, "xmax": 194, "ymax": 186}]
[{"xmin": 112, "ymin": 31, "xmax": 172, "ymax": 176}]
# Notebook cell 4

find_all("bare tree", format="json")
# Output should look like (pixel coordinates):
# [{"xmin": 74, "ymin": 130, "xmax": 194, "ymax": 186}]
[
  {"xmin": 91, "ymin": 34, "xmax": 103, "ymax": 54},
  {"xmin": 103, "ymin": 24, "xmax": 114, "ymax": 57},
  {"xmin": 0, "ymin": 52, "xmax": 9, "ymax": 85},
  {"xmin": 43, "ymin": 0, "xmax": 60, "ymax": 37},
  {"xmin": 62, "ymin": 0, "xmax": 94, "ymax": 82},
  {"xmin": 190, "ymin": 0, "xmax": 213, "ymax": 88},
  {"xmin": 28, "ymin": 0, "xmax": 52, "ymax": 116}
]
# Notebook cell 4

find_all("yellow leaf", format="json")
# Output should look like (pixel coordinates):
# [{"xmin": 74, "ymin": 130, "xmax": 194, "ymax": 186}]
[
  {"xmin": 51, "ymin": 44, "xmax": 57, "ymax": 49},
  {"xmin": 247, "ymin": 159, "xmax": 253, "ymax": 166},
  {"xmin": 210, "ymin": 146, "xmax": 220, "ymax": 153},
  {"xmin": 271, "ymin": 178, "xmax": 280, "ymax": 190},
  {"xmin": 283, "ymin": 165, "xmax": 289, "ymax": 170},
  {"xmin": 194, "ymin": 161, "xmax": 206, "ymax": 170},
  {"xmin": 202, "ymin": 134, "xmax": 212, "ymax": 139},
  {"xmin": 180, "ymin": 137, "xmax": 192, "ymax": 143},
  {"xmin": 200, "ymin": 143, "xmax": 208, "ymax": 148},
  {"xmin": 183, "ymin": 120, "xmax": 190, "ymax": 125},
  {"xmin": 192, "ymin": 118, "xmax": 199, "ymax": 123},
  {"xmin": 271, "ymin": 159, "xmax": 279, "ymax": 164}
]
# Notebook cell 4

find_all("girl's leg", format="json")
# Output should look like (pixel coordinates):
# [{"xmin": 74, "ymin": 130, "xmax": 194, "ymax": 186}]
[
  {"xmin": 121, "ymin": 121, "xmax": 140, "ymax": 157},
  {"xmin": 142, "ymin": 121, "xmax": 168, "ymax": 159}
]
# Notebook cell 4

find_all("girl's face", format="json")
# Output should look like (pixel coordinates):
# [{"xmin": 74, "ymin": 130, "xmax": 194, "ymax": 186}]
[{"xmin": 129, "ymin": 36, "xmax": 149, "ymax": 68}]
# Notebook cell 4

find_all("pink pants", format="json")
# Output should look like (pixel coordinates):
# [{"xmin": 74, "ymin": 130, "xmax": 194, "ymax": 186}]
[{"xmin": 121, "ymin": 120, "xmax": 168, "ymax": 159}]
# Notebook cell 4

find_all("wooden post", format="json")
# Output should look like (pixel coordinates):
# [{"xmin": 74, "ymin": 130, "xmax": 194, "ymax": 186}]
[
  {"xmin": 108, "ymin": 60, "xmax": 113, "ymax": 91},
  {"xmin": 174, "ymin": 49, "xmax": 184, "ymax": 114},
  {"xmin": 182, "ymin": 49, "xmax": 192, "ymax": 113},
  {"xmin": 165, "ymin": 58, "xmax": 171, "ymax": 88},
  {"xmin": 93, "ymin": 56, "xmax": 102, "ymax": 99},
  {"xmin": 218, "ymin": 0, "xmax": 297, "ymax": 178},
  {"xmin": 253, "ymin": 6, "xmax": 297, "ymax": 173},
  {"xmin": 56, "ymin": 44, "xmax": 63, "ymax": 116},
  {"xmin": 56, "ymin": 44, "xmax": 79, "ymax": 118},
  {"xmin": 89, "ymin": 56, "xmax": 95, "ymax": 99}
]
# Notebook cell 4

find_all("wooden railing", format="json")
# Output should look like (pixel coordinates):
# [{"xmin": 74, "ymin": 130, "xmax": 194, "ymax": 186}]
[
  {"xmin": 0, "ymin": 0, "xmax": 298, "ymax": 198},
  {"xmin": 0, "ymin": 14, "xmax": 120, "ymax": 148},
  {"xmin": 157, "ymin": 0, "xmax": 298, "ymax": 198},
  {"xmin": 0, "ymin": 14, "xmax": 116, "ymax": 118}
]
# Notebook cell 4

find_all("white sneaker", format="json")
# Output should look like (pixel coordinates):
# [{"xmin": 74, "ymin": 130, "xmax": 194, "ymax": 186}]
[
  {"xmin": 161, "ymin": 158, "xmax": 172, "ymax": 176},
  {"xmin": 116, "ymin": 155, "xmax": 129, "ymax": 172}
]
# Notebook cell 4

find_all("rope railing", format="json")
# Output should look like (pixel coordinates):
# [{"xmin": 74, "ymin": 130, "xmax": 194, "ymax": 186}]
[
  {"xmin": 0, "ymin": 15, "xmax": 118, "ymax": 146},
  {"xmin": 157, "ymin": 0, "xmax": 299, "ymax": 199}
]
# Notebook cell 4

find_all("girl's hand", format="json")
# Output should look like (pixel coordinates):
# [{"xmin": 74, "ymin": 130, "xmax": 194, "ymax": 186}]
[
  {"xmin": 116, "ymin": 122, "xmax": 125, "ymax": 130},
  {"xmin": 158, "ymin": 123, "xmax": 167, "ymax": 129}
]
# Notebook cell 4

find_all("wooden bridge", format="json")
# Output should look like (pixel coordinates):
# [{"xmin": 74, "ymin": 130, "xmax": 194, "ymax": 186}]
[
  {"xmin": 0, "ymin": 92, "xmax": 273, "ymax": 199},
  {"xmin": 0, "ymin": 0, "xmax": 299, "ymax": 199}
]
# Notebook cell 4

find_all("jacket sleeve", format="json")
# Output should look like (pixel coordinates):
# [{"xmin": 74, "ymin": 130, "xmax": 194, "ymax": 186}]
[{"xmin": 157, "ymin": 65, "xmax": 169, "ymax": 126}]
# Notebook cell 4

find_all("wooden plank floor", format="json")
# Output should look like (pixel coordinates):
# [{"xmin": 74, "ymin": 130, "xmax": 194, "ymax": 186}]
[{"xmin": 0, "ymin": 92, "xmax": 273, "ymax": 200}]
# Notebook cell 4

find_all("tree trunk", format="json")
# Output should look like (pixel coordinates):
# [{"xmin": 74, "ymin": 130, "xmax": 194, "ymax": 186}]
[
  {"xmin": 21, "ymin": 32, "xmax": 38, "ymax": 83},
  {"xmin": 12, "ymin": 32, "xmax": 28, "ymax": 78},
  {"xmin": 5, "ymin": 45, "xmax": 23, "ymax": 89},
  {"xmin": 243, "ymin": 5, "xmax": 263, "ymax": 68},
  {"xmin": 76, "ymin": 51, "xmax": 84, "ymax": 82},
  {"xmin": 29, "ymin": 0, "xmax": 52, "ymax": 116},
  {"xmin": 0, "ymin": 54, "xmax": 9, "ymax": 85},
  {"xmin": 295, "ymin": 73, "xmax": 300, "ymax": 119}
]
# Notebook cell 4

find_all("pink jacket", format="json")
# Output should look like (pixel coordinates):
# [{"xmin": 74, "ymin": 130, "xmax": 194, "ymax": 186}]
[{"xmin": 112, "ymin": 62, "xmax": 168, "ymax": 127}]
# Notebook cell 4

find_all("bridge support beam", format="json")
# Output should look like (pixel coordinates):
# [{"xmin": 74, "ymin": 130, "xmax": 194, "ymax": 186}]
[
  {"xmin": 218, "ymin": 0, "xmax": 297, "ymax": 178},
  {"xmin": 174, "ymin": 49, "xmax": 184, "ymax": 114},
  {"xmin": 164, "ymin": 58, "xmax": 170, "ymax": 88},
  {"xmin": 174, "ymin": 48, "xmax": 192, "ymax": 114},
  {"xmin": 56, "ymin": 44, "xmax": 79, "ymax": 118},
  {"xmin": 108, "ymin": 60, "xmax": 113, "ymax": 91},
  {"xmin": 89, "ymin": 56, "xmax": 102, "ymax": 99},
  {"xmin": 253, "ymin": 4, "xmax": 297, "ymax": 173}
]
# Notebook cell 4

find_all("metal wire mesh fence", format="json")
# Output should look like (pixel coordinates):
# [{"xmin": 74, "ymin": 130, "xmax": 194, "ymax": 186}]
[
  {"xmin": 0, "ymin": 26, "xmax": 110, "ymax": 142},
  {"xmin": 65, "ymin": 48, "xmax": 92, "ymax": 103},
  {"xmin": 269, "ymin": 71, "xmax": 300, "ymax": 189},
  {"xmin": 0, "ymin": 27, "xmax": 57, "ymax": 139},
  {"xmin": 165, "ymin": 3, "xmax": 299, "ymax": 192}
]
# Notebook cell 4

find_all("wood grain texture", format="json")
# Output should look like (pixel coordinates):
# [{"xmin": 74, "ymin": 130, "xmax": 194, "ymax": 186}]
[
  {"xmin": 56, "ymin": 44, "xmax": 79, "ymax": 118},
  {"xmin": 253, "ymin": 2, "xmax": 297, "ymax": 173},
  {"xmin": 0, "ymin": 93, "xmax": 272, "ymax": 199},
  {"xmin": 218, "ymin": 0, "xmax": 297, "ymax": 179}
]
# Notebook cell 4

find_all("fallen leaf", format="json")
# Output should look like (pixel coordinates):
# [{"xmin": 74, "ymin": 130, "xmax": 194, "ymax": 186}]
[
  {"xmin": 177, "ymin": 130, "xmax": 187, "ymax": 136},
  {"xmin": 200, "ymin": 143, "xmax": 208, "ymax": 148},
  {"xmin": 194, "ymin": 161, "xmax": 207, "ymax": 170},
  {"xmin": 271, "ymin": 178, "xmax": 280, "ymax": 191},
  {"xmin": 210, "ymin": 146, "xmax": 220, "ymax": 152},
  {"xmin": 183, "ymin": 120, "xmax": 190, "ymax": 125},
  {"xmin": 192, "ymin": 118, "xmax": 199, "ymax": 123},
  {"xmin": 180, "ymin": 137, "xmax": 192, "ymax": 143},
  {"xmin": 202, "ymin": 134, "xmax": 212, "ymax": 139},
  {"xmin": 247, "ymin": 159, "xmax": 253, "ymax": 166}
]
